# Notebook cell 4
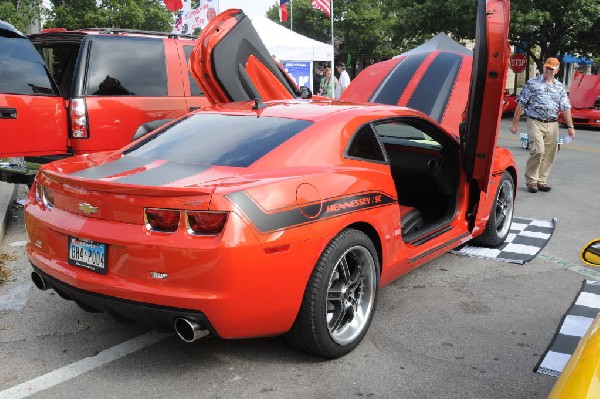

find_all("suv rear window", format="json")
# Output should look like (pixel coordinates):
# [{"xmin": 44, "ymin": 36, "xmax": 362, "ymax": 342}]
[
  {"xmin": 0, "ymin": 37, "xmax": 57, "ymax": 95},
  {"xmin": 85, "ymin": 36, "xmax": 167, "ymax": 96},
  {"xmin": 125, "ymin": 114, "xmax": 312, "ymax": 167}
]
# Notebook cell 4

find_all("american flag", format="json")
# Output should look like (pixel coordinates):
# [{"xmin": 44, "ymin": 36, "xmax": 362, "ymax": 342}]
[{"xmin": 311, "ymin": 0, "xmax": 331, "ymax": 17}]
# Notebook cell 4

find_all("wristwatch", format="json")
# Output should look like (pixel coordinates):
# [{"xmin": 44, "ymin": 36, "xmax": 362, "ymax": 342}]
[{"xmin": 567, "ymin": 125, "xmax": 575, "ymax": 129}]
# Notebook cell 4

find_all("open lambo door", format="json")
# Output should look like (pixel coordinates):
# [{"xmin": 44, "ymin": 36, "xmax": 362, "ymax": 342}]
[
  {"xmin": 189, "ymin": 9, "xmax": 299, "ymax": 105},
  {"xmin": 0, "ymin": 20, "xmax": 68, "ymax": 157},
  {"xmin": 461, "ymin": 0, "xmax": 510, "ymax": 192}
]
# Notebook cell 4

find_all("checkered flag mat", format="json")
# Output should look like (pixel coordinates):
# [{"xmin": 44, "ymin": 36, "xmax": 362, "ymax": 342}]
[
  {"xmin": 535, "ymin": 280, "xmax": 600, "ymax": 377},
  {"xmin": 451, "ymin": 217, "xmax": 557, "ymax": 264}
]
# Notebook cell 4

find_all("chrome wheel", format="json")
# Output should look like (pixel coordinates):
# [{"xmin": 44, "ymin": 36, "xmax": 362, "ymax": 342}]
[
  {"xmin": 494, "ymin": 177, "xmax": 514, "ymax": 239},
  {"xmin": 286, "ymin": 229, "xmax": 379, "ymax": 358},
  {"xmin": 325, "ymin": 245, "xmax": 376, "ymax": 345}
]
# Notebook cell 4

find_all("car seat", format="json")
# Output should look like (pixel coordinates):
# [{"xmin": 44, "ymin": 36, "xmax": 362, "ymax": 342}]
[{"xmin": 399, "ymin": 205, "xmax": 423, "ymax": 238}]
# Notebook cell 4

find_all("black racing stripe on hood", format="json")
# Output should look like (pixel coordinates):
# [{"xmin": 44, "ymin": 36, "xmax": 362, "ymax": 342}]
[
  {"xmin": 369, "ymin": 53, "xmax": 429, "ymax": 105},
  {"xmin": 226, "ymin": 191, "xmax": 396, "ymax": 233},
  {"xmin": 114, "ymin": 162, "xmax": 211, "ymax": 186},
  {"xmin": 70, "ymin": 156, "xmax": 153, "ymax": 179},
  {"xmin": 407, "ymin": 52, "xmax": 463, "ymax": 122}
]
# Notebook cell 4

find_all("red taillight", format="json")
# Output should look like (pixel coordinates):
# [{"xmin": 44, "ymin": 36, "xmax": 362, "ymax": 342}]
[
  {"xmin": 186, "ymin": 211, "xmax": 228, "ymax": 235},
  {"xmin": 145, "ymin": 208, "xmax": 180, "ymax": 232},
  {"xmin": 69, "ymin": 98, "xmax": 89, "ymax": 139}
]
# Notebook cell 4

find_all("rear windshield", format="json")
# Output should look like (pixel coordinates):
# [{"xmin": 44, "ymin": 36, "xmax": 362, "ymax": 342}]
[
  {"xmin": 125, "ymin": 114, "xmax": 312, "ymax": 167},
  {"xmin": 85, "ymin": 36, "xmax": 167, "ymax": 96},
  {"xmin": 0, "ymin": 37, "xmax": 57, "ymax": 95}
]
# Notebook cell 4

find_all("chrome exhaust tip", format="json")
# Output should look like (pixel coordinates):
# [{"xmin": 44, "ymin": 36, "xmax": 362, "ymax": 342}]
[
  {"xmin": 31, "ymin": 271, "xmax": 50, "ymax": 291},
  {"xmin": 174, "ymin": 318, "xmax": 209, "ymax": 343}
]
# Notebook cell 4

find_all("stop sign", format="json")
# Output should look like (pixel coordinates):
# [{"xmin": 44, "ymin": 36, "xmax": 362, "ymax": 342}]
[{"xmin": 510, "ymin": 53, "xmax": 527, "ymax": 73}]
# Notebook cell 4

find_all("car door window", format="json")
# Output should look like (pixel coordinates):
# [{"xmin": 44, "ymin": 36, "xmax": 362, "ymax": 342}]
[
  {"xmin": 374, "ymin": 121, "xmax": 442, "ymax": 151},
  {"xmin": 346, "ymin": 123, "xmax": 387, "ymax": 162},
  {"xmin": 0, "ymin": 37, "xmax": 57, "ymax": 95}
]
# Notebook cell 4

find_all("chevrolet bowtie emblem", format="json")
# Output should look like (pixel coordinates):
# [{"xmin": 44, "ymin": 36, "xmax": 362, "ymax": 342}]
[{"xmin": 79, "ymin": 203, "xmax": 99, "ymax": 214}]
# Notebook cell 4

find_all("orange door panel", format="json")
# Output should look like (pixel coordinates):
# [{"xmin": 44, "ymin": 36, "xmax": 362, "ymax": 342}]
[{"xmin": 0, "ymin": 95, "xmax": 67, "ymax": 157}]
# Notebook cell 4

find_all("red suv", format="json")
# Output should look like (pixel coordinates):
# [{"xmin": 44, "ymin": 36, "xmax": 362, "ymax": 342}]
[{"xmin": 0, "ymin": 21, "xmax": 209, "ymax": 184}]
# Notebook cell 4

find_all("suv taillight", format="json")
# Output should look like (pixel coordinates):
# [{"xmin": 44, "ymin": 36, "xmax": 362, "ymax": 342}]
[{"xmin": 69, "ymin": 98, "xmax": 89, "ymax": 139}]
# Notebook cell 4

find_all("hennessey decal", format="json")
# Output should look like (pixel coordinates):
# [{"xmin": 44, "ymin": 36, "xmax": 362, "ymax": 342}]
[
  {"xmin": 325, "ymin": 194, "xmax": 387, "ymax": 214},
  {"xmin": 226, "ymin": 191, "xmax": 396, "ymax": 233}
]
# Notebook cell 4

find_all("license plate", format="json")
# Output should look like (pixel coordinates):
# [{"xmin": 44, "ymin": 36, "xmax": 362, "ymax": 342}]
[{"xmin": 68, "ymin": 237, "xmax": 107, "ymax": 274}]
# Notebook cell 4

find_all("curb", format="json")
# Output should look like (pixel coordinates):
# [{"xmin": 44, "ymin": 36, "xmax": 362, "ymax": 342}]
[{"xmin": 0, "ymin": 182, "xmax": 17, "ymax": 247}]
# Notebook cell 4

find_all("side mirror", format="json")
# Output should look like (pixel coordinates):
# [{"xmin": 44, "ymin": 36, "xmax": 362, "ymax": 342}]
[
  {"xmin": 299, "ymin": 86, "xmax": 312, "ymax": 99},
  {"xmin": 581, "ymin": 239, "xmax": 600, "ymax": 266}
]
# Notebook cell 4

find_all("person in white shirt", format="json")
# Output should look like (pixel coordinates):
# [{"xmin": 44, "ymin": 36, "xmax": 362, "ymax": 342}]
[{"xmin": 335, "ymin": 62, "xmax": 351, "ymax": 99}]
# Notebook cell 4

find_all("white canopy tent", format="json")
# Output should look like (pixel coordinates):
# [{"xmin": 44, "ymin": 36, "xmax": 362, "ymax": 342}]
[{"xmin": 250, "ymin": 15, "xmax": 332, "ymax": 62}]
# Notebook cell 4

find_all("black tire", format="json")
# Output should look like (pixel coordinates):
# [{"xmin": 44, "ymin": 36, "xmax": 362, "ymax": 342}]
[
  {"xmin": 472, "ymin": 171, "xmax": 515, "ymax": 247},
  {"xmin": 285, "ymin": 229, "xmax": 379, "ymax": 358}
]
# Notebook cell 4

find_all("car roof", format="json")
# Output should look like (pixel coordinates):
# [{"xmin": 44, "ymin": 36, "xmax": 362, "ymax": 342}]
[
  {"xmin": 29, "ymin": 28, "xmax": 196, "ymax": 41},
  {"xmin": 199, "ymin": 99, "xmax": 414, "ymax": 122}
]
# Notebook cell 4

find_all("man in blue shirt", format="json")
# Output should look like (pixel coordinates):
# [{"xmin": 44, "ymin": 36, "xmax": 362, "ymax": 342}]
[{"xmin": 509, "ymin": 57, "xmax": 576, "ymax": 193}]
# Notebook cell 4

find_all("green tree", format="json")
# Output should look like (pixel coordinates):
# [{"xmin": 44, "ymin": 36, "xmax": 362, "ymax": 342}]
[
  {"xmin": 45, "ymin": 0, "xmax": 173, "ymax": 31},
  {"xmin": 266, "ymin": 0, "xmax": 331, "ymax": 43},
  {"xmin": 388, "ymin": 0, "xmax": 599, "ymax": 73},
  {"xmin": 387, "ymin": 0, "xmax": 476, "ymax": 51},
  {"xmin": 0, "ymin": 0, "xmax": 44, "ymax": 33},
  {"xmin": 510, "ymin": 0, "xmax": 600, "ymax": 72},
  {"xmin": 335, "ymin": 0, "xmax": 396, "ymax": 61}
]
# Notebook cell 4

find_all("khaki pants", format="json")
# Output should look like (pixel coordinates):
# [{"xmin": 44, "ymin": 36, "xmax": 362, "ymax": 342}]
[{"xmin": 525, "ymin": 118, "xmax": 558, "ymax": 185}]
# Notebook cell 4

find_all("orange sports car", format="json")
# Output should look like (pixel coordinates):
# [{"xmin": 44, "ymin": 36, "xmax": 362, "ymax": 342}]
[{"xmin": 25, "ymin": 0, "xmax": 515, "ymax": 358}]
